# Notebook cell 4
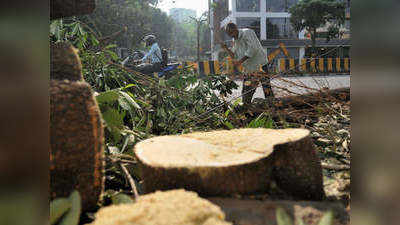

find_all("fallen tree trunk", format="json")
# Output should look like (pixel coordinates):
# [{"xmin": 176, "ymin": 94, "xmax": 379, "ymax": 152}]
[
  {"xmin": 50, "ymin": 0, "xmax": 96, "ymax": 20},
  {"xmin": 275, "ymin": 87, "xmax": 350, "ymax": 109},
  {"xmin": 134, "ymin": 128, "xmax": 324, "ymax": 200}
]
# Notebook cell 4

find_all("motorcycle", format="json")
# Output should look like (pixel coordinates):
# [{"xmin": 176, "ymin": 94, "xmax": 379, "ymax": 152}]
[{"xmin": 121, "ymin": 50, "xmax": 180, "ymax": 79}]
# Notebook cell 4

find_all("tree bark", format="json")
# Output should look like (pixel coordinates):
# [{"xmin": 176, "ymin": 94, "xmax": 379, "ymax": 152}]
[
  {"xmin": 50, "ymin": 80, "xmax": 104, "ymax": 210},
  {"xmin": 197, "ymin": 22, "xmax": 201, "ymax": 62},
  {"xmin": 50, "ymin": 42, "xmax": 83, "ymax": 81},
  {"xmin": 311, "ymin": 27, "xmax": 317, "ymax": 57}
]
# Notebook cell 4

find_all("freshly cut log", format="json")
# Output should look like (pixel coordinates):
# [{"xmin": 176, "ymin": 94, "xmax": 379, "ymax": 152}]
[
  {"xmin": 134, "ymin": 128, "xmax": 324, "ymax": 200},
  {"xmin": 50, "ymin": 0, "xmax": 96, "ymax": 20},
  {"xmin": 50, "ymin": 80, "xmax": 104, "ymax": 210},
  {"xmin": 88, "ymin": 189, "xmax": 231, "ymax": 225},
  {"xmin": 50, "ymin": 42, "xmax": 83, "ymax": 81}
]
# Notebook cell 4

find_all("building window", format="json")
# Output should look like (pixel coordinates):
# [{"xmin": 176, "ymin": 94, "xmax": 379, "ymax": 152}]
[
  {"xmin": 266, "ymin": 18, "xmax": 297, "ymax": 39},
  {"xmin": 265, "ymin": 0, "xmax": 298, "ymax": 12},
  {"xmin": 237, "ymin": 17, "xmax": 261, "ymax": 38},
  {"xmin": 236, "ymin": 0, "xmax": 260, "ymax": 12}
]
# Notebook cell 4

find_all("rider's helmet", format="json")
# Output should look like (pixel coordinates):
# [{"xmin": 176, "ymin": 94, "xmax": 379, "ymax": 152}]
[{"xmin": 143, "ymin": 34, "xmax": 156, "ymax": 47}]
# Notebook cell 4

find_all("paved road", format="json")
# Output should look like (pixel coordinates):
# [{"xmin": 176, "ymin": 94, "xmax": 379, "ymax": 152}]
[{"xmin": 224, "ymin": 74, "xmax": 350, "ymax": 101}]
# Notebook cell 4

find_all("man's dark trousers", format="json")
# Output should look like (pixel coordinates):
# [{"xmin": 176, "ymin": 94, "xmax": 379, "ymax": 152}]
[{"xmin": 242, "ymin": 64, "xmax": 274, "ymax": 105}]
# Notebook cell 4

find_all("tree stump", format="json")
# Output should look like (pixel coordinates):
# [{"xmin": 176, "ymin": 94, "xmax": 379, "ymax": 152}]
[
  {"xmin": 87, "ymin": 189, "xmax": 231, "ymax": 225},
  {"xmin": 50, "ymin": 42, "xmax": 83, "ymax": 81},
  {"xmin": 50, "ymin": 80, "xmax": 104, "ymax": 210},
  {"xmin": 134, "ymin": 128, "xmax": 324, "ymax": 200}
]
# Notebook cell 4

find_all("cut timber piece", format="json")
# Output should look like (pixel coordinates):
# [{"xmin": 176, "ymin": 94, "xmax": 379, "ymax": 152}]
[
  {"xmin": 51, "ymin": 42, "xmax": 83, "ymax": 81},
  {"xmin": 134, "ymin": 128, "xmax": 324, "ymax": 200},
  {"xmin": 208, "ymin": 198, "xmax": 349, "ymax": 225},
  {"xmin": 50, "ymin": 0, "xmax": 96, "ymax": 20},
  {"xmin": 50, "ymin": 80, "xmax": 104, "ymax": 210},
  {"xmin": 88, "ymin": 189, "xmax": 231, "ymax": 225}
]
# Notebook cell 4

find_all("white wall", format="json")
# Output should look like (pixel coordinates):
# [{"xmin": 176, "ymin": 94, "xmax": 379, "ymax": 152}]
[{"xmin": 224, "ymin": 0, "xmax": 291, "ymax": 40}]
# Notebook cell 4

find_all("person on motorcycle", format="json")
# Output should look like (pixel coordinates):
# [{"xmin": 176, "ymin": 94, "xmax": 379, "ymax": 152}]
[{"xmin": 134, "ymin": 34, "xmax": 163, "ymax": 75}]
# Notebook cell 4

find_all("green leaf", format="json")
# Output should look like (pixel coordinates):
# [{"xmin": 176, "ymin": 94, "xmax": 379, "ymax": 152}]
[
  {"xmin": 121, "ymin": 84, "xmax": 137, "ymax": 90},
  {"xmin": 78, "ymin": 24, "xmax": 86, "ymax": 36},
  {"xmin": 102, "ymin": 107, "xmax": 125, "ymax": 143},
  {"xmin": 247, "ymin": 118, "xmax": 257, "ymax": 128},
  {"xmin": 110, "ymin": 126, "xmax": 123, "ymax": 143},
  {"xmin": 71, "ymin": 23, "xmax": 79, "ymax": 36},
  {"xmin": 119, "ymin": 91, "xmax": 141, "ymax": 110},
  {"xmin": 224, "ymin": 121, "xmax": 234, "ymax": 129},
  {"xmin": 106, "ymin": 50, "xmax": 119, "ymax": 61},
  {"xmin": 276, "ymin": 207, "xmax": 293, "ymax": 225},
  {"xmin": 59, "ymin": 191, "xmax": 81, "ymax": 225},
  {"xmin": 296, "ymin": 217, "xmax": 306, "ymax": 225},
  {"xmin": 224, "ymin": 108, "xmax": 231, "ymax": 118},
  {"xmin": 105, "ymin": 44, "xmax": 117, "ymax": 49},
  {"xmin": 55, "ymin": 23, "xmax": 62, "ymax": 41},
  {"xmin": 265, "ymin": 118, "xmax": 274, "ymax": 128},
  {"xmin": 50, "ymin": 198, "xmax": 71, "ymax": 225},
  {"xmin": 50, "ymin": 20, "xmax": 60, "ymax": 35},
  {"xmin": 318, "ymin": 211, "xmax": 334, "ymax": 225},
  {"xmin": 102, "ymin": 108, "xmax": 124, "ymax": 129},
  {"xmin": 96, "ymin": 90, "xmax": 120, "ymax": 104},
  {"xmin": 232, "ymin": 98, "xmax": 241, "ymax": 106},
  {"xmin": 111, "ymin": 193, "xmax": 134, "ymax": 205},
  {"xmin": 90, "ymin": 34, "xmax": 100, "ymax": 46}
]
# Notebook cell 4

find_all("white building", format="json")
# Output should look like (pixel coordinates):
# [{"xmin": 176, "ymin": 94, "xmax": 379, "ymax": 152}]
[{"xmin": 209, "ymin": 0, "xmax": 351, "ymax": 61}]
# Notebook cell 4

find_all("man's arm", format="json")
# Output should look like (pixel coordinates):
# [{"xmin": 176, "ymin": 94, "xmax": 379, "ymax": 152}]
[
  {"xmin": 222, "ymin": 43, "xmax": 246, "ymax": 67},
  {"xmin": 220, "ymin": 42, "xmax": 235, "ymax": 59},
  {"xmin": 215, "ymin": 34, "xmax": 235, "ymax": 58},
  {"xmin": 141, "ymin": 44, "xmax": 156, "ymax": 62},
  {"xmin": 221, "ymin": 42, "xmax": 249, "ymax": 66}
]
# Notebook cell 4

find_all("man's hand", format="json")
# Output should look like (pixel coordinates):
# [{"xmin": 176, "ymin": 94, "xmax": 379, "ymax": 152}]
[
  {"xmin": 219, "ymin": 41, "xmax": 235, "ymax": 59},
  {"xmin": 216, "ymin": 35, "xmax": 235, "ymax": 58}
]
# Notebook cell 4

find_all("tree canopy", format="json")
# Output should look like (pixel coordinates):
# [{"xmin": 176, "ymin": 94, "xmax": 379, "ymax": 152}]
[
  {"xmin": 289, "ymin": 0, "xmax": 346, "ymax": 52},
  {"xmin": 77, "ymin": 0, "xmax": 174, "ymax": 50}
]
